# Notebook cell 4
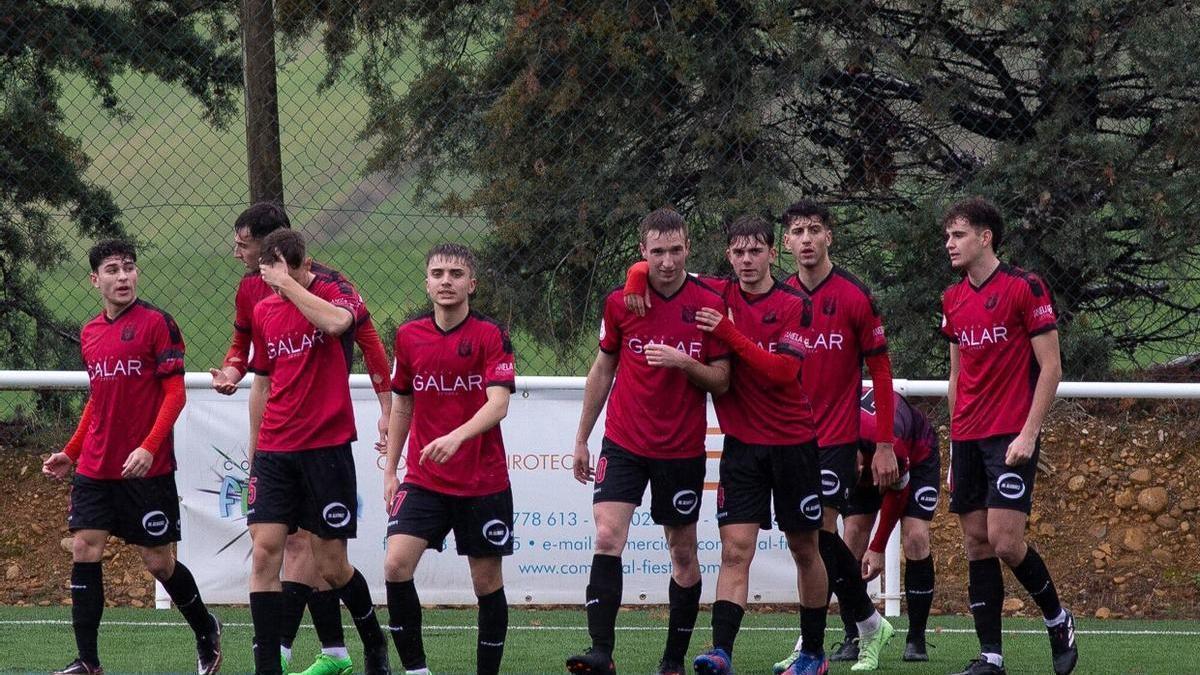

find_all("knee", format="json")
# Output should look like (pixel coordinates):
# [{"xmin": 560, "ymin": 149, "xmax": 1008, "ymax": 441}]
[
  {"xmin": 788, "ymin": 536, "xmax": 819, "ymax": 567},
  {"xmin": 314, "ymin": 548, "xmax": 353, "ymax": 588},
  {"xmin": 593, "ymin": 521, "xmax": 626, "ymax": 555},
  {"xmin": 991, "ymin": 537, "xmax": 1026, "ymax": 566},
  {"xmin": 139, "ymin": 549, "xmax": 175, "ymax": 581},
  {"xmin": 251, "ymin": 538, "xmax": 285, "ymax": 574},
  {"xmin": 283, "ymin": 532, "xmax": 311, "ymax": 557},
  {"xmin": 471, "ymin": 567, "xmax": 504, "ymax": 596},
  {"xmin": 71, "ymin": 536, "xmax": 104, "ymax": 563},
  {"xmin": 902, "ymin": 532, "xmax": 931, "ymax": 560},
  {"xmin": 384, "ymin": 552, "xmax": 416, "ymax": 583},
  {"xmin": 720, "ymin": 542, "xmax": 753, "ymax": 571}
]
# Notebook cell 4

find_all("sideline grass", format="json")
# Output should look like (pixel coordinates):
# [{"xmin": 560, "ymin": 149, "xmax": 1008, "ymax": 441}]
[{"xmin": 1, "ymin": 606, "xmax": 1195, "ymax": 673}]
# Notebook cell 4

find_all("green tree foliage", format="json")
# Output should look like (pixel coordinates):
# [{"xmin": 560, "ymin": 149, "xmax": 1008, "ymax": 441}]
[
  {"xmin": 0, "ymin": 0, "xmax": 241, "ymax": 373},
  {"xmin": 297, "ymin": 0, "xmax": 1200, "ymax": 376}
]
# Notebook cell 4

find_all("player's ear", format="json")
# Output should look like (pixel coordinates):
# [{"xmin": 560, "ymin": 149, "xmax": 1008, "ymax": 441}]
[{"xmin": 89, "ymin": 272, "xmax": 100, "ymax": 289}]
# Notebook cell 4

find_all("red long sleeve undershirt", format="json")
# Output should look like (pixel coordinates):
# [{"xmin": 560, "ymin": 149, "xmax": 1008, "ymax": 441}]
[
  {"xmin": 865, "ymin": 352, "xmax": 896, "ymax": 444},
  {"xmin": 63, "ymin": 375, "xmax": 185, "ymax": 461},
  {"xmin": 869, "ymin": 482, "xmax": 910, "ymax": 553},
  {"xmin": 711, "ymin": 319, "xmax": 803, "ymax": 385},
  {"xmin": 62, "ymin": 398, "xmax": 95, "ymax": 461}
]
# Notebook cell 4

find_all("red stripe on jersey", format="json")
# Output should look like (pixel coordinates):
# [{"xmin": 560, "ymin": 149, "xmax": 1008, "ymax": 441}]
[
  {"xmin": 786, "ymin": 267, "xmax": 888, "ymax": 446},
  {"xmin": 599, "ymin": 277, "xmax": 729, "ymax": 459},
  {"xmin": 391, "ymin": 311, "xmax": 515, "ymax": 497},
  {"xmin": 859, "ymin": 386, "xmax": 936, "ymax": 468},
  {"xmin": 941, "ymin": 263, "xmax": 1057, "ymax": 440},
  {"xmin": 705, "ymin": 276, "xmax": 817, "ymax": 445},
  {"xmin": 79, "ymin": 300, "xmax": 185, "ymax": 479},
  {"xmin": 249, "ymin": 276, "xmax": 368, "ymax": 451}
]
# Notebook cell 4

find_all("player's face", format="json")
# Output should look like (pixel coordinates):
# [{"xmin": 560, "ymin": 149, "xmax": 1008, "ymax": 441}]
[
  {"xmin": 944, "ymin": 217, "xmax": 990, "ymax": 270},
  {"xmin": 234, "ymin": 227, "xmax": 263, "ymax": 273},
  {"xmin": 426, "ymin": 256, "xmax": 476, "ymax": 308},
  {"xmin": 640, "ymin": 229, "xmax": 689, "ymax": 287},
  {"xmin": 726, "ymin": 235, "xmax": 776, "ymax": 286},
  {"xmin": 90, "ymin": 255, "xmax": 138, "ymax": 310},
  {"xmin": 783, "ymin": 216, "xmax": 831, "ymax": 269}
]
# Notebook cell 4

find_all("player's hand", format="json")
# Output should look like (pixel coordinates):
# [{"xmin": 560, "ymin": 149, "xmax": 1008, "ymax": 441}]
[
  {"xmin": 572, "ymin": 441, "xmax": 594, "ymax": 484},
  {"xmin": 122, "ymin": 447, "xmax": 154, "ymax": 479},
  {"xmin": 644, "ymin": 343, "xmax": 691, "ymax": 369},
  {"xmin": 259, "ymin": 254, "xmax": 292, "ymax": 293},
  {"xmin": 1005, "ymin": 434, "xmax": 1036, "ymax": 467},
  {"xmin": 42, "ymin": 452, "xmax": 73, "ymax": 480},
  {"xmin": 694, "ymin": 307, "xmax": 726, "ymax": 333},
  {"xmin": 383, "ymin": 472, "xmax": 400, "ymax": 508},
  {"xmin": 419, "ymin": 433, "xmax": 463, "ymax": 465},
  {"xmin": 861, "ymin": 549, "xmax": 885, "ymax": 581},
  {"xmin": 624, "ymin": 291, "xmax": 651, "ymax": 317},
  {"xmin": 375, "ymin": 414, "xmax": 389, "ymax": 455},
  {"xmin": 209, "ymin": 367, "xmax": 241, "ymax": 395},
  {"xmin": 871, "ymin": 442, "xmax": 899, "ymax": 488}
]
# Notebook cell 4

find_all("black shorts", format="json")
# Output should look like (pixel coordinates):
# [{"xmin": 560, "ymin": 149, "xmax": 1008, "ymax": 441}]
[
  {"xmin": 247, "ymin": 444, "xmax": 358, "ymax": 539},
  {"xmin": 818, "ymin": 442, "xmax": 859, "ymax": 513},
  {"xmin": 844, "ymin": 450, "xmax": 942, "ymax": 522},
  {"xmin": 716, "ymin": 436, "xmax": 822, "ymax": 532},
  {"xmin": 386, "ymin": 483, "xmax": 514, "ymax": 557},
  {"xmin": 68, "ymin": 473, "xmax": 181, "ymax": 547},
  {"xmin": 592, "ymin": 437, "xmax": 705, "ymax": 526},
  {"xmin": 949, "ymin": 434, "xmax": 1038, "ymax": 514}
]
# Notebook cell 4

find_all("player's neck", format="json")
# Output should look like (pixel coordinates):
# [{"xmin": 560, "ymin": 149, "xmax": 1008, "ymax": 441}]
[
  {"xmin": 966, "ymin": 254, "xmax": 1001, "ymax": 287},
  {"xmin": 103, "ymin": 298, "xmax": 136, "ymax": 320},
  {"xmin": 434, "ymin": 302, "xmax": 470, "ymax": 331},
  {"xmin": 795, "ymin": 258, "xmax": 833, "ymax": 289},
  {"xmin": 649, "ymin": 273, "xmax": 687, "ymax": 297},
  {"xmin": 739, "ymin": 274, "xmax": 773, "ymax": 295}
]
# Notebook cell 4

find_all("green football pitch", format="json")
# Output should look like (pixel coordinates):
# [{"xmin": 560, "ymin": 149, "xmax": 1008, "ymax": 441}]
[{"xmin": 1, "ymin": 606, "xmax": 1195, "ymax": 674}]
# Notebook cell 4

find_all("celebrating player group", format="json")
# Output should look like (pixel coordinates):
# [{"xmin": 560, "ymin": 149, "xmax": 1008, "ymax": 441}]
[{"xmin": 42, "ymin": 196, "xmax": 1077, "ymax": 675}]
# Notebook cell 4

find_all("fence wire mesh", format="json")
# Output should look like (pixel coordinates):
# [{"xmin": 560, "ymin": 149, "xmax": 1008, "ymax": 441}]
[{"xmin": 3, "ymin": 0, "xmax": 1200, "ymax": 430}]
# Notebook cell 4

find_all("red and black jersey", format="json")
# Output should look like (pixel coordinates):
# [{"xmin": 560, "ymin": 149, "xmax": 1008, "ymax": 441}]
[
  {"xmin": 79, "ymin": 300, "xmax": 185, "ymax": 479},
  {"xmin": 233, "ymin": 261, "xmax": 346, "ymax": 335},
  {"xmin": 248, "ymin": 274, "xmax": 369, "ymax": 452},
  {"xmin": 391, "ymin": 311, "xmax": 516, "ymax": 497},
  {"xmin": 599, "ymin": 276, "xmax": 729, "ymax": 459},
  {"xmin": 859, "ymin": 386, "xmax": 936, "ymax": 470},
  {"xmin": 941, "ymin": 263, "xmax": 1057, "ymax": 440},
  {"xmin": 786, "ymin": 266, "xmax": 888, "ymax": 446},
  {"xmin": 703, "ymin": 276, "xmax": 817, "ymax": 445}
]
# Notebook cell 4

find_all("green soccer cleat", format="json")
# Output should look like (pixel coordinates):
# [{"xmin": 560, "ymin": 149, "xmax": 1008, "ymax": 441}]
[
  {"xmin": 294, "ymin": 653, "xmax": 353, "ymax": 675},
  {"xmin": 849, "ymin": 617, "xmax": 894, "ymax": 672},
  {"xmin": 772, "ymin": 649, "xmax": 800, "ymax": 675}
]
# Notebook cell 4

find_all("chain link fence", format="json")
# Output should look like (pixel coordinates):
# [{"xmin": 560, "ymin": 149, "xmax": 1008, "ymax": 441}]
[{"xmin": 3, "ymin": 1, "xmax": 1199, "ymax": 433}]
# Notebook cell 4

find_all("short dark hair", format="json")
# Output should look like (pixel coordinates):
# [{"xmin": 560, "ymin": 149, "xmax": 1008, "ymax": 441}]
[
  {"xmin": 425, "ymin": 243, "xmax": 477, "ymax": 274},
  {"xmin": 259, "ymin": 229, "xmax": 306, "ymax": 268},
  {"xmin": 88, "ymin": 239, "xmax": 137, "ymax": 271},
  {"xmin": 726, "ymin": 215, "xmax": 774, "ymax": 247},
  {"xmin": 942, "ymin": 197, "xmax": 1004, "ymax": 249},
  {"xmin": 780, "ymin": 199, "xmax": 832, "ymax": 230},
  {"xmin": 234, "ymin": 201, "xmax": 291, "ymax": 239},
  {"xmin": 639, "ymin": 207, "xmax": 687, "ymax": 243}
]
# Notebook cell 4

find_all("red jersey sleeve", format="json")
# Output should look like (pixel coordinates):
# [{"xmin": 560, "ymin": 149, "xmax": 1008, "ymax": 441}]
[
  {"xmin": 484, "ymin": 324, "xmax": 517, "ymax": 391},
  {"xmin": 355, "ymin": 317, "xmax": 392, "ymax": 393},
  {"xmin": 248, "ymin": 307, "xmax": 271, "ymax": 375},
  {"xmin": 599, "ymin": 292, "xmax": 622, "ymax": 354},
  {"xmin": 777, "ymin": 299, "xmax": 808, "ymax": 361},
  {"xmin": 703, "ymin": 296, "xmax": 731, "ymax": 363},
  {"xmin": 857, "ymin": 292, "xmax": 888, "ymax": 357},
  {"xmin": 940, "ymin": 289, "xmax": 957, "ymax": 342},
  {"xmin": 153, "ymin": 312, "xmax": 186, "ymax": 378},
  {"xmin": 316, "ymin": 278, "xmax": 368, "ymax": 324},
  {"xmin": 390, "ymin": 328, "xmax": 413, "ymax": 395},
  {"xmin": 1020, "ymin": 274, "xmax": 1058, "ymax": 336},
  {"xmin": 234, "ymin": 281, "xmax": 254, "ymax": 334}
]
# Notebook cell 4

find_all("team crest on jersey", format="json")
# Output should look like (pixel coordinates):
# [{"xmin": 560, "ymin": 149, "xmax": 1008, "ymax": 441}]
[
  {"xmin": 762, "ymin": 311, "xmax": 778, "ymax": 324},
  {"xmin": 822, "ymin": 296, "xmax": 837, "ymax": 316},
  {"xmin": 457, "ymin": 340, "xmax": 473, "ymax": 357},
  {"xmin": 984, "ymin": 294, "xmax": 999, "ymax": 310},
  {"xmin": 681, "ymin": 306, "xmax": 698, "ymax": 323},
  {"xmin": 121, "ymin": 325, "xmax": 136, "ymax": 342}
]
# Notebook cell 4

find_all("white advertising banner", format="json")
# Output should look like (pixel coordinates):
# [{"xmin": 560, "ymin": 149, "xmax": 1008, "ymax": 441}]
[{"xmin": 174, "ymin": 377, "xmax": 889, "ymax": 606}]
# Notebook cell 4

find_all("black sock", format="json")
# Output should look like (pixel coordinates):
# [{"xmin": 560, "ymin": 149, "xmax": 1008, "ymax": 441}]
[
  {"xmin": 336, "ymin": 568, "xmax": 385, "ymax": 649},
  {"xmin": 70, "ymin": 562, "xmax": 104, "ymax": 667},
  {"xmin": 585, "ymin": 554, "xmax": 622, "ymax": 654},
  {"xmin": 309, "ymin": 589, "xmax": 346, "ymax": 648},
  {"xmin": 161, "ymin": 562, "xmax": 216, "ymax": 638},
  {"xmin": 1010, "ymin": 546, "xmax": 1062, "ymax": 621},
  {"xmin": 710, "ymin": 600, "xmax": 744, "ymax": 655},
  {"xmin": 477, "ymin": 587, "xmax": 508, "ymax": 675},
  {"xmin": 251, "ymin": 591, "xmax": 284, "ymax": 675},
  {"xmin": 279, "ymin": 581, "xmax": 312, "ymax": 650},
  {"xmin": 386, "ymin": 580, "xmax": 426, "ymax": 670},
  {"xmin": 839, "ymin": 593, "xmax": 859, "ymax": 642},
  {"xmin": 905, "ymin": 556, "xmax": 935, "ymax": 643},
  {"xmin": 663, "ymin": 578, "xmax": 701, "ymax": 665},
  {"xmin": 817, "ymin": 531, "xmax": 873, "ymax": 622},
  {"xmin": 968, "ymin": 557, "xmax": 1004, "ymax": 655},
  {"xmin": 800, "ymin": 605, "xmax": 827, "ymax": 655}
]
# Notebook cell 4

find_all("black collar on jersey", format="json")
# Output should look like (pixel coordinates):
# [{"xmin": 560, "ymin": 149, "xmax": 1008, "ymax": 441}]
[
  {"xmin": 967, "ymin": 261, "xmax": 1006, "ymax": 292},
  {"xmin": 737, "ymin": 279, "xmax": 783, "ymax": 305},
  {"xmin": 432, "ymin": 311, "xmax": 471, "ymax": 336},
  {"xmin": 649, "ymin": 274, "xmax": 693, "ymax": 302},
  {"xmin": 791, "ymin": 264, "xmax": 838, "ymax": 295},
  {"xmin": 102, "ymin": 298, "xmax": 142, "ymax": 324}
]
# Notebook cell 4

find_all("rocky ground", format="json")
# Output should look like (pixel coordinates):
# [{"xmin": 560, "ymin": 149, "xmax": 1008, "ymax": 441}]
[{"xmin": 3, "ymin": 399, "xmax": 1198, "ymax": 618}]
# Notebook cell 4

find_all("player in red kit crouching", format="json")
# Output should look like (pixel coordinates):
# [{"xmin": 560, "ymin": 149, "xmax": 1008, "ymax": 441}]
[
  {"xmin": 941, "ymin": 198, "xmax": 1075, "ymax": 675},
  {"xmin": 244, "ymin": 230, "xmax": 388, "ymax": 675},
  {"xmin": 382, "ymin": 244, "xmax": 516, "ymax": 675},
  {"xmin": 43, "ymin": 240, "xmax": 221, "ymax": 675}
]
